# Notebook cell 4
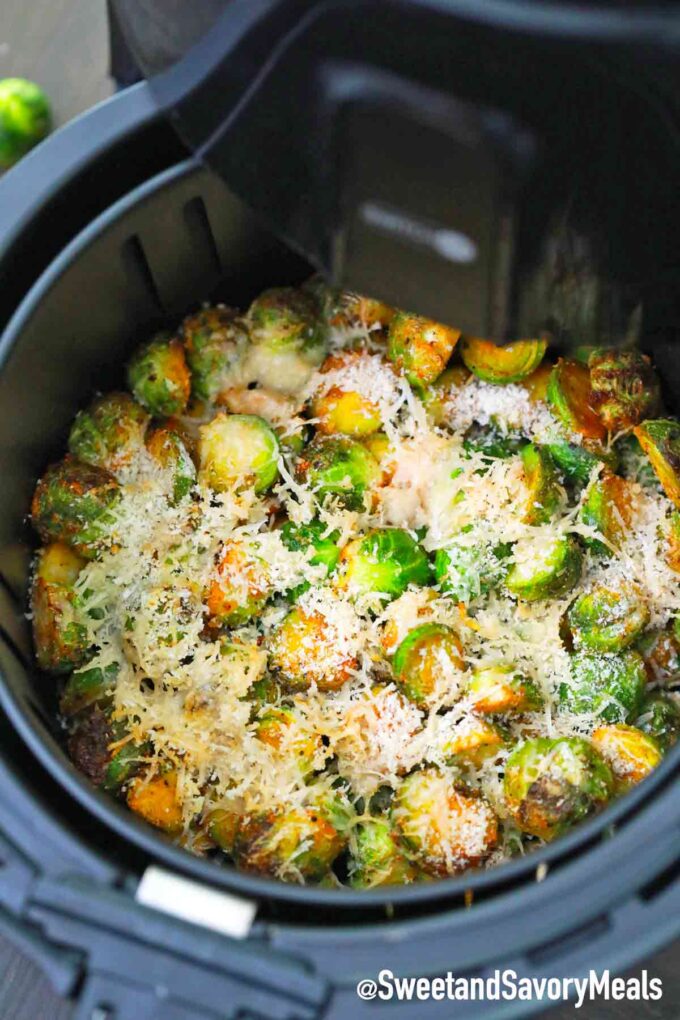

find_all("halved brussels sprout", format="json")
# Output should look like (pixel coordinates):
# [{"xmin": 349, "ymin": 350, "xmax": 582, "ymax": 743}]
[
  {"xmin": 181, "ymin": 305, "xmax": 247, "ymax": 403},
  {"xmin": 637, "ymin": 626, "xmax": 680, "ymax": 686},
  {"xmin": 521, "ymin": 443, "xmax": 561, "ymax": 524},
  {"xmin": 312, "ymin": 350, "xmax": 382, "ymax": 437},
  {"xmin": 463, "ymin": 424, "xmax": 525, "ymax": 460},
  {"xmin": 590, "ymin": 725, "xmax": 662, "ymax": 789},
  {"xmin": 350, "ymin": 818, "xmax": 419, "ymax": 888},
  {"xmin": 316, "ymin": 282, "xmax": 395, "ymax": 332},
  {"xmin": 67, "ymin": 705, "xmax": 115, "ymax": 786},
  {"xmin": 387, "ymin": 312, "xmax": 460, "ymax": 389},
  {"xmin": 103, "ymin": 733, "xmax": 152, "ymax": 793},
  {"xmin": 255, "ymin": 704, "xmax": 323, "ymax": 777},
  {"xmin": 589, "ymin": 349, "xmax": 660, "ymax": 432},
  {"xmin": 666, "ymin": 511, "xmax": 680, "ymax": 573},
  {"xmin": 268, "ymin": 606, "xmax": 357, "ymax": 692},
  {"xmin": 559, "ymin": 650, "xmax": 647, "ymax": 724},
  {"xmin": 336, "ymin": 528, "xmax": 432, "ymax": 602},
  {"xmin": 519, "ymin": 362, "xmax": 553, "ymax": 402},
  {"xmin": 31, "ymin": 457, "xmax": 121, "ymax": 559},
  {"xmin": 505, "ymin": 534, "xmax": 582, "ymax": 602},
  {"xmin": 544, "ymin": 440, "xmax": 618, "ymax": 488},
  {"xmin": 635, "ymin": 695, "xmax": 680, "ymax": 752},
  {"xmin": 392, "ymin": 767, "xmax": 498, "ymax": 876},
  {"xmin": 567, "ymin": 584, "xmax": 649, "ymax": 653},
  {"xmin": 616, "ymin": 433, "xmax": 659, "ymax": 490},
  {"xmin": 438, "ymin": 716, "xmax": 506, "ymax": 767},
  {"xmin": 433, "ymin": 539, "xmax": 509, "ymax": 603},
  {"xmin": 68, "ymin": 392, "xmax": 149, "ymax": 476},
  {"xmin": 392, "ymin": 623, "xmax": 465, "ymax": 709},
  {"xmin": 422, "ymin": 365, "xmax": 470, "ymax": 426},
  {"xmin": 198, "ymin": 412, "xmax": 279, "ymax": 494},
  {"xmin": 460, "ymin": 337, "xmax": 547, "ymax": 385},
  {"xmin": 127, "ymin": 770, "xmax": 184, "ymax": 834},
  {"xmin": 204, "ymin": 801, "xmax": 243, "ymax": 855},
  {"xmin": 145, "ymin": 426, "xmax": 196, "ymax": 504},
  {"xmin": 31, "ymin": 542, "xmax": 88, "ymax": 673},
  {"xmin": 60, "ymin": 661, "xmax": 119, "ymax": 717},
  {"xmin": 206, "ymin": 541, "xmax": 270, "ymax": 629},
  {"xmin": 469, "ymin": 664, "xmax": 543, "ymax": 715},
  {"xmin": 295, "ymin": 435, "xmax": 380, "ymax": 511},
  {"xmin": 127, "ymin": 332, "xmax": 191, "ymax": 417},
  {"xmin": 504, "ymin": 736, "xmax": 613, "ymax": 840},
  {"xmin": 280, "ymin": 518, "xmax": 340, "ymax": 598},
  {"xmin": 246, "ymin": 287, "xmax": 326, "ymax": 393},
  {"xmin": 580, "ymin": 472, "xmax": 635, "ymax": 555},
  {"xmin": 633, "ymin": 419, "xmax": 680, "ymax": 508},
  {"xmin": 547, "ymin": 359, "xmax": 606, "ymax": 441},
  {"xmin": 233, "ymin": 797, "xmax": 347, "ymax": 880}
]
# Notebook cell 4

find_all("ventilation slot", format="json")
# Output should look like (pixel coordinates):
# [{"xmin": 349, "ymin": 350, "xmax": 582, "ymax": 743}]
[
  {"xmin": 120, "ymin": 236, "xmax": 164, "ymax": 315},
  {"xmin": 527, "ymin": 915, "xmax": 611, "ymax": 965},
  {"xmin": 640, "ymin": 857, "xmax": 680, "ymax": 902},
  {"xmin": 184, "ymin": 196, "xmax": 222, "ymax": 276}
]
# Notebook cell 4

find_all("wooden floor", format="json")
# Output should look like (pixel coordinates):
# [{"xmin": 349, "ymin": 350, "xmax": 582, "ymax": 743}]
[{"xmin": 0, "ymin": 2, "xmax": 678, "ymax": 1018}]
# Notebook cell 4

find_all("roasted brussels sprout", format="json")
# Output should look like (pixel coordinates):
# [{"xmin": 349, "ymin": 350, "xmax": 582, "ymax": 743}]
[
  {"xmin": 181, "ymin": 305, "xmax": 247, "ymax": 403},
  {"xmin": 635, "ymin": 695, "xmax": 680, "ymax": 752},
  {"xmin": 268, "ymin": 606, "xmax": 357, "ymax": 692},
  {"xmin": 145, "ymin": 426, "xmax": 196, "ymax": 504},
  {"xmin": 127, "ymin": 770, "xmax": 184, "ymax": 834},
  {"xmin": 580, "ymin": 472, "xmax": 635, "ymax": 555},
  {"xmin": 463, "ymin": 424, "xmax": 525, "ymax": 460},
  {"xmin": 567, "ymin": 584, "xmax": 649, "ymax": 653},
  {"xmin": 127, "ymin": 332, "xmax": 191, "ymax": 416},
  {"xmin": 60, "ymin": 661, "xmax": 119, "ymax": 717},
  {"xmin": 31, "ymin": 456, "xmax": 121, "ymax": 558},
  {"xmin": 433, "ymin": 538, "xmax": 508, "ymax": 603},
  {"xmin": 246, "ymin": 287, "xmax": 326, "ymax": 394},
  {"xmin": 206, "ymin": 541, "xmax": 270, "ymax": 629},
  {"xmin": 666, "ymin": 511, "xmax": 680, "ymax": 573},
  {"xmin": 547, "ymin": 359, "xmax": 606, "ymax": 441},
  {"xmin": 296, "ymin": 435, "xmax": 380, "ymax": 511},
  {"xmin": 544, "ymin": 439, "xmax": 617, "ymax": 488},
  {"xmin": 469, "ymin": 664, "xmax": 543, "ymax": 714},
  {"xmin": 460, "ymin": 337, "xmax": 547, "ymax": 385},
  {"xmin": 312, "ymin": 350, "xmax": 382, "ymax": 436},
  {"xmin": 637, "ymin": 626, "xmax": 680, "ymax": 686},
  {"xmin": 589, "ymin": 349, "xmax": 660, "ymax": 432},
  {"xmin": 336, "ymin": 528, "xmax": 432, "ymax": 602},
  {"xmin": 350, "ymin": 818, "xmax": 419, "ymax": 888},
  {"xmin": 204, "ymin": 801, "xmax": 243, "ymax": 854},
  {"xmin": 392, "ymin": 623, "xmax": 465, "ymax": 709},
  {"xmin": 521, "ymin": 443, "xmax": 561, "ymax": 524},
  {"xmin": 387, "ymin": 312, "xmax": 460, "ymax": 389},
  {"xmin": 255, "ymin": 704, "xmax": 323, "ymax": 777},
  {"xmin": 633, "ymin": 419, "xmax": 680, "ymax": 508},
  {"xmin": 198, "ymin": 412, "xmax": 279, "ymax": 494},
  {"xmin": 438, "ymin": 715, "xmax": 505, "ymax": 767},
  {"xmin": 31, "ymin": 542, "xmax": 88, "ymax": 673},
  {"xmin": 590, "ymin": 725, "xmax": 662, "ymax": 789},
  {"xmin": 103, "ymin": 735, "xmax": 152, "ymax": 793},
  {"xmin": 392, "ymin": 767, "xmax": 498, "ymax": 876},
  {"xmin": 317, "ymin": 283, "xmax": 394, "ymax": 332},
  {"xmin": 67, "ymin": 705, "xmax": 115, "ymax": 787},
  {"xmin": 560, "ymin": 650, "xmax": 647, "ymax": 724},
  {"xmin": 519, "ymin": 362, "xmax": 553, "ymax": 402},
  {"xmin": 422, "ymin": 365, "xmax": 470, "ymax": 426},
  {"xmin": 505, "ymin": 534, "xmax": 582, "ymax": 601},
  {"xmin": 68, "ymin": 393, "xmax": 149, "ymax": 476},
  {"xmin": 280, "ymin": 519, "xmax": 340, "ymax": 598},
  {"xmin": 504, "ymin": 736, "xmax": 613, "ymax": 840},
  {"xmin": 0, "ymin": 77, "xmax": 51, "ymax": 169}
]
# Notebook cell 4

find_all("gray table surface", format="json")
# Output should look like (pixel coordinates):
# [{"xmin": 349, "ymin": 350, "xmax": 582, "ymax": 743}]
[{"xmin": 0, "ymin": 2, "xmax": 678, "ymax": 1017}]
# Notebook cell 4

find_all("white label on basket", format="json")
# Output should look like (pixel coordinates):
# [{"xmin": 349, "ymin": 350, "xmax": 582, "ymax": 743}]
[{"xmin": 136, "ymin": 865, "xmax": 257, "ymax": 939}]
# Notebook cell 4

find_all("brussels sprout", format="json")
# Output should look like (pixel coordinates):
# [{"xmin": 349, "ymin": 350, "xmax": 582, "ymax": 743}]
[
  {"xmin": 127, "ymin": 333, "xmax": 191, "ymax": 417},
  {"xmin": 103, "ymin": 735, "xmax": 152, "ymax": 793},
  {"xmin": 350, "ymin": 818, "xmax": 419, "ymax": 888},
  {"xmin": 362, "ymin": 432, "xmax": 394, "ymax": 483},
  {"xmin": 246, "ymin": 288, "xmax": 326, "ymax": 394},
  {"xmin": 666, "ymin": 511, "xmax": 680, "ymax": 573},
  {"xmin": 438, "ymin": 716, "xmax": 506, "ymax": 767},
  {"xmin": 617, "ymin": 433, "xmax": 662, "ymax": 490},
  {"xmin": 280, "ymin": 518, "xmax": 340, "ymax": 598},
  {"xmin": 205, "ymin": 541, "xmax": 270, "ymax": 629},
  {"xmin": 31, "ymin": 543, "xmax": 88, "ymax": 673},
  {"xmin": 633, "ymin": 419, "xmax": 680, "ymax": 508},
  {"xmin": 336, "ymin": 528, "xmax": 432, "ymax": 602},
  {"xmin": 519, "ymin": 362, "xmax": 553, "ymax": 402},
  {"xmin": 636, "ymin": 626, "xmax": 680, "ymax": 686},
  {"xmin": 544, "ymin": 440, "xmax": 617, "ymax": 488},
  {"xmin": 521, "ymin": 444, "xmax": 562, "ymax": 524},
  {"xmin": 68, "ymin": 393, "xmax": 149, "ymax": 476},
  {"xmin": 315, "ymin": 282, "xmax": 394, "ymax": 332},
  {"xmin": 255, "ymin": 704, "xmax": 322, "ymax": 777},
  {"xmin": 392, "ymin": 767, "xmax": 498, "ymax": 876},
  {"xmin": 392, "ymin": 623, "xmax": 465, "ymax": 709},
  {"xmin": 559, "ymin": 650, "xmax": 647, "ymax": 723},
  {"xmin": 547, "ymin": 359, "xmax": 607, "ymax": 441},
  {"xmin": 268, "ymin": 606, "xmax": 357, "ymax": 692},
  {"xmin": 312, "ymin": 350, "xmax": 382, "ymax": 436},
  {"xmin": 31, "ymin": 457, "xmax": 121, "ymax": 559},
  {"xmin": 198, "ymin": 413, "xmax": 279, "ymax": 494},
  {"xmin": 233, "ymin": 798, "xmax": 347, "ymax": 880},
  {"xmin": 295, "ymin": 436, "xmax": 380, "ymax": 511},
  {"xmin": 588, "ymin": 349, "xmax": 660, "ymax": 432},
  {"xmin": 469, "ymin": 664, "xmax": 543, "ymax": 714},
  {"xmin": 422, "ymin": 365, "xmax": 470, "ymax": 425},
  {"xmin": 505, "ymin": 534, "xmax": 582, "ymax": 601},
  {"xmin": 504, "ymin": 736, "xmax": 614, "ymax": 840},
  {"xmin": 433, "ymin": 538, "xmax": 509, "ymax": 603},
  {"xmin": 567, "ymin": 584, "xmax": 649, "ymax": 653},
  {"xmin": 60, "ymin": 661, "xmax": 119, "ymax": 717},
  {"xmin": 387, "ymin": 312, "xmax": 460, "ymax": 389},
  {"xmin": 463, "ymin": 424, "xmax": 525, "ymax": 460},
  {"xmin": 181, "ymin": 305, "xmax": 247, "ymax": 403},
  {"xmin": 635, "ymin": 695, "xmax": 680, "ymax": 752},
  {"xmin": 127, "ymin": 771, "xmax": 184, "ymax": 834},
  {"xmin": 204, "ymin": 802, "xmax": 243, "ymax": 855},
  {"xmin": 580, "ymin": 472, "xmax": 635, "ymax": 555},
  {"xmin": 460, "ymin": 337, "xmax": 547, "ymax": 385},
  {"xmin": 145, "ymin": 426, "xmax": 197, "ymax": 504},
  {"xmin": 0, "ymin": 78, "xmax": 51, "ymax": 169},
  {"xmin": 590, "ymin": 725, "xmax": 662, "ymax": 789},
  {"xmin": 67, "ymin": 705, "xmax": 115, "ymax": 787}
]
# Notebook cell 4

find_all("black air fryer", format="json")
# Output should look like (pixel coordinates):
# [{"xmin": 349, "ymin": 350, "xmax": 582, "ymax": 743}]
[{"xmin": 0, "ymin": 3, "xmax": 678, "ymax": 1017}]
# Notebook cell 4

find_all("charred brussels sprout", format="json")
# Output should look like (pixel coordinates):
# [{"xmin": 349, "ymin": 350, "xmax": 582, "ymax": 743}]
[
  {"xmin": 337, "ymin": 528, "xmax": 431, "ymax": 602},
  {"xmin": 460, "ymin": 336, "xmax": 547, "ymax": 385},
  {"xmin": 204, "ymin": 801, "xmax": 243, "ymax": 855},
  {"xmin": 387, "ymin": 312, "xmax": 460, "ymax": 389},
  {"xmin": 505, "ymin": 534, "xmax": 582, "ymax": 601},
  {"xmin": 521, "ymin": 443, "xmax": 561, "ymax": 524},
  {"xmin": 31, "ymin": 457, "xmax": 121, "ymax": 559},
  {"xmin": 392, "ymin": 767, "xmax": 498, "ymax": 876},
  {"xmin": 547, "ymin": 359, "xmax": 606, "ymax": 442},
  {"xmin": 68, "ymin": 393, "xmax": 149, "ymax": 476},
  {"xmin": 31, "ymin": 542, "xmax": 88, "ymax": 673},
  {"xmin": 469, "ymin": 664, "xmax": 543, "ymax": 715},
  {"xmin": 67, "ymin": 707, "xmax": 147, "ymax": 792},
  {"xmin": 280, "ymin": 519, "xmax": 340, "ymax": 598},
  {"xmin": 544, "ymin": 439, "xmax": 618, "ymax": 488},
  {"xmin": 60, "ymin": 661, "xmax": 119, "ymax": 717},
  {"xmin": 198, "ymin": 413, "xmax": 279, "ymax": 494},
  {"xmin": 666, "ymin": 511, "xmax": 680, "ymax": 573},
  {"xmin": 589, "ymin": 349, "xmax": 659, "ymax": 432},
  {"xmin": 268, "ymin": 607, "xmax": 357, "ymax": 692},
  {"xmin": 255, "ymin": 704, "xmax": 323, "ymax": 777},
  {"xmin": 181, "ymin": 305, "xmax": 247, "ymax": 402},
  {"xmin": 636, "ymin": 695, "xmax": 680, "ymax": 752},
  {"xmin": 206, "ymin": 541, "xmax": 270, "ymax": 629},
  {"xmin": 433, "ymin": 538, "xmax": 509, "ymax": 603},
  {"xmin": 633, "ymin": 419, "xmax": 680, "ymax": 508},
  {"xmin": 519, "ymin": 362, "xmax": 553, "ymax": 402},
  {"xmin": 560, "ymin": 650, "xmax": 647, "ymax": 724},
  {"xmin": 296, "ymin": 435, "xmax": 380, "ymax": 510},
  {"xmin": 350, "ymin": 818, "xmax": 419, "ymax": 888},
  {"xmin": 504, "ymin": 737, "xmax": 613, "ymax": 840},
  {"xmin": 392, "ymin": 623, "xmax": 465, "ymax": 709},
  {"xmin": 127, "ymin": 333, "xmax": 191, "ymax": 416},
  {"xmin": 127, "ymin": 771, "xmax": 184, "ymax": 834},
  {"xmin": 145, "ymin": 426, "xmax": 196, "ymax": 504},
  {"xmin": 567, "ymin": 584, "xmax": 649, "ymax": 653},
  {"xmin": 591, "ymin": 725, "xmax": 662, "ymax": 790},
  {"xmin": 580, "ymin": 472, "xmax": 634, "ymax": 555}
]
